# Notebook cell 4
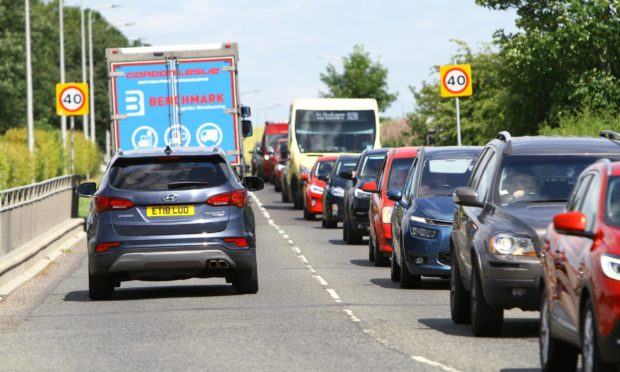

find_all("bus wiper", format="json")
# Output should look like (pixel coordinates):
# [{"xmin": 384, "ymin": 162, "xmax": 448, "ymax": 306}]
[{"xmin": 168, "ymin": 181, "xmax": 210, "ymax": 189}]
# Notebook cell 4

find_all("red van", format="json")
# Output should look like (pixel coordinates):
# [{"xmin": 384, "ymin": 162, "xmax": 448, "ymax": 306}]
[{"xmin": 260, "ymin": 121, "xmax": 288, "ymax": 183}]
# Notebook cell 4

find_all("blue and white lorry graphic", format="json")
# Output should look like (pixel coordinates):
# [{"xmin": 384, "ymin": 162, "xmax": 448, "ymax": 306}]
[{"xmin": 106, "ymin": 43, "xmax": 244, "ymax": 165}]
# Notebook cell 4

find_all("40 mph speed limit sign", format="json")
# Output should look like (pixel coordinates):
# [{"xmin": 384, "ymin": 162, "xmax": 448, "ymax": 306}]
[
  {"xmin": 440, "ymin": 64, "xmax": 472, "ymax": 98},
  {"xmin": 56, "ymin": 83, "xmax": 89, "ymax": 116}
]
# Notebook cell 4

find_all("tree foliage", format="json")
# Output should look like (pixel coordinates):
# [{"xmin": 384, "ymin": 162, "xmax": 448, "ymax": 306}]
[
  {"xmin": 0, "ymin": 0, "xmax": 132, "ymax": 147},
  {"xmin": 476, "ymin": 0, "xmax": 620, "ymax": 130},
  {"xmin": 320, "ymin": 45, "xmax": 397, "ymax": 112}
]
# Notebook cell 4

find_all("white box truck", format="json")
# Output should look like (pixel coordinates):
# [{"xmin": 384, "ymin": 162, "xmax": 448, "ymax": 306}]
[{"xmin": 105, "ymin": 42, "xmax": 252, "ymax": 170}]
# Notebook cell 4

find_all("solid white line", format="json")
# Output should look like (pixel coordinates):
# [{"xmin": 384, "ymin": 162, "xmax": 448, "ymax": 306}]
[
  {"xmin": 263, "ymin": 212, "xmax": 270, "ymax": 219},
  {"xmin": 326, "ymin": 288, "xmax": 342, "ymax": 303},
  {"xmin": 313, "ymin": 275, "xmax": 328, "ymax": 286},
  {"xmin": 411, "ymin": 356, "xmax": 460, "ymax": 372}
]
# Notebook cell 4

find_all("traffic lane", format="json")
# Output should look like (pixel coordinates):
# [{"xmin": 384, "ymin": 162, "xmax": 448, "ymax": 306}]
[
  {"xmin": 0, "ymin": 203, "xmax": 426, "ymax": 371},
  {"xmin": 255, "ymin": 188, "xmax": 540, "ymax": 371}
]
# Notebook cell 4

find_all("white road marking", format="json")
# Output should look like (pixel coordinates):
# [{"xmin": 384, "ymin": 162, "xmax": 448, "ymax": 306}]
[
  {"xmin": 288, "ymin": 240, "xmax": 294, "ymax": 244},
  {"xmin": 326, "ymin": 289, "xmax": 342, "ymax": 303},
  {"xmin": 343, "ymin": 309, "xmax": 361, "ymax": 322},
  {"xmin": 313, "ymin": 275, "xmax": 328, "ymax": 286},
  {"xmin": 411, "ymin": 356, "xmax": 461, "ymax": 372},
  {"xmin": 252, "ymin": 193, "xmax": 461, "ymax": 372}
]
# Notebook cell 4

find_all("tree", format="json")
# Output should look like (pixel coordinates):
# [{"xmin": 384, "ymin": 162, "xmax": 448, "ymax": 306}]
[
  {"xmin": 320, "ymin": 45, "xmax": 397, "ymax": 112},
  {"xmin": 476, "ymin": 0, "xmax": 620, "ymax": 132},
  {"xmin": 409, "ymin": 41, "xmax": 508, "ymax": 146}
]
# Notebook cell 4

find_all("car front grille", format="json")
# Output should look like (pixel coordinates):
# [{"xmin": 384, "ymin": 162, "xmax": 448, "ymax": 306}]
[{"xmin": 438, "ymin": 252, "xmax": 452, "ymax": 266}]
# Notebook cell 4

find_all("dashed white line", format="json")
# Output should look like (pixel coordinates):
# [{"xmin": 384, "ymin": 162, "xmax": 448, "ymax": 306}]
[
  {"xmin": 411, "ymin": 356, "xmax": 461, "ymax": 372},
  {"xmin": 313, "ymin": 275, "xmax": 328, "ymax": 286},
  {"xmin": 343, "ymin": 309, "xmax": 361, "ymax": 322},
  {"xmin": 307, "ymin": 266, "xmax": 316, "ymax": 273},
  {"xmin": 288, "ymin": 239, "xmax": 294, "ymax": 244},
  {"xmin": 283, "ymin": 234, "xmax": 290, "ymax": 239},
  {"xmin": 326, "ymin": 288, "xmax": 342, "ymax": 303},
  {"xmin": 291, "ymin": 247, "xmax": 301, "ymax": 254},
  {"xmin": 298, "ymin": 255, "xmax": 308, "ymax": 264}
]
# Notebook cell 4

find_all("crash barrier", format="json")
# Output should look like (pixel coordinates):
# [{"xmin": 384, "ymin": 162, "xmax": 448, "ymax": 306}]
[{"xmin": 0, "ymin": 175, "xmax": 81, "ymax": 258}]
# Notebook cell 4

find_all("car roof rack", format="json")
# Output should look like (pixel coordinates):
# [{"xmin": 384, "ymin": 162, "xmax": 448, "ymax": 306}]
[
  {"xmin": 496, "ymin": 131, "xmax": 512, "ymax": 143},
  {"xmin": 600, "ymin": 130, "xmax": 620, "ymax": 141}
]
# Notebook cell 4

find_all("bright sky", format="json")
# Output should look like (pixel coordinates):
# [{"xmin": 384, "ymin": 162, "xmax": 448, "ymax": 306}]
[{"xmin": 72, "ymin": 0, "xmax": 517, "ymax": 123}]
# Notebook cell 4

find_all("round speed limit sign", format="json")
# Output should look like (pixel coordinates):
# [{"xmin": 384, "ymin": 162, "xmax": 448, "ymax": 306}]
[
  {"xmin": 56, "ymin": 83, "xmax": 89, "ymax": 116},
  {"xmin": 440, "ymin": 64, "xmax": 472, "ymax": 98}
]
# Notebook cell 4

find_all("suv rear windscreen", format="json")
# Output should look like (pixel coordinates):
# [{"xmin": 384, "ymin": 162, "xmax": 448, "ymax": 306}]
[
  {"xmin": 109, "ymin": 156, "xmax": 229, "ymax": 191},
  {"xmin": 497, "ymin": 155, "xmax": 600, "ymax": 204}
]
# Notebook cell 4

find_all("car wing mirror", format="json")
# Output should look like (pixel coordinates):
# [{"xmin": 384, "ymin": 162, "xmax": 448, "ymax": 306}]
[
  {"xmin": 554, "ymin": 211, "xmax": 595, "ymax": 238},
  {"xmin": 76, "ymin": 182, "xmax": 97, "ymax": 197},
  {"xmin": 242, "ymin": 176, "xmax": 264, "ymax": 191},
  {"xmin": 362, "ymin": 181, "xmax": 379, "ymax": 193},
  {"xmin": 453, "ymin": 187, "xmax": 483, "ymax": 207},
  {"xmin": 386, "ymin": 188, "xmax": 402, "ymax": 202}
]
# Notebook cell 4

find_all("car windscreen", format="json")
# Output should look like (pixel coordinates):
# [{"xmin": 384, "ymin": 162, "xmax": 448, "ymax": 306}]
[
  {"xmin": 497, "ymin": 155, "xmax": 599, "ymax": 204},
  {"xmin": 266, "ymin": 134, "xmax": 287, "ymax": 152},
  {"xmin": 335, "ymin": 161, "xmax": 358, "ymax": 176},
  {"xmin": 387, "ymin": 157, "xmax": 415, "ymax": 190},
  {"xmin": 109, "ymin": 156, "xmax": 229, "ymax": 191},
  {"xmin": 418, "ymin": 157, "xmax": 476, "ymax": 197},
  {"xmin": 295, "ymin": 110, "xmax": 376, "ymax": 153},
  {"xmin": 315, "ymin": 160, "xmax": 335, "ymax": 178},
  {"xmin": 359, "ymin": 155, "xmax": 385, "ymax": 179}
]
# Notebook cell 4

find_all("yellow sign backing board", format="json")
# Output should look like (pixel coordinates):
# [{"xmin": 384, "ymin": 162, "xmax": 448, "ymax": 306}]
[
  {"xmin": 440, "ymin": 64, "xmax": 472, "ymax": 98},
  {"xmin": 56, "ymin": 83, "xmax": 89, "ymax": 116}
]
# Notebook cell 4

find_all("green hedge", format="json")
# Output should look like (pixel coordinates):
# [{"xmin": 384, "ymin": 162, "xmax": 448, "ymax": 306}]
[
  {"xmin": 539, "ymin": 111, "xmax": 620, "ymax": 137},
  {"xmin": 0, "ymin": 128, "xmax": 101, "ymax": 189}
]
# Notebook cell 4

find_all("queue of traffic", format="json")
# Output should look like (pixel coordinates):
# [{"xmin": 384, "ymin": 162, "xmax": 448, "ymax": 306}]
[{"xmin": 254, "ymin": 101, "xmax": 620, "ymax": 371}]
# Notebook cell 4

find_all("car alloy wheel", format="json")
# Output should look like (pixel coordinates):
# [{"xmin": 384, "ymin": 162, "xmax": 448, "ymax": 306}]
[
  {"xmin": 374, "ymin": 238, "xmax": 389, "ymax": 267},
  {"xmin": 539, "ymin": 289, "xmax": 578, "ymax": 372},
  {"xmin": 582, "ymin": 299, "xmax": 615, "ymax": 372},
  {"xmin": 470, "ymin": 265, "xmax": 503, "ymax": 336},
  {"xmin": 390, "ymin": 248, "xmax": 400, "ymax": 282},
  {"xmin": 450, "ymin": 257, "xmax": 470, "ymax": 324}
]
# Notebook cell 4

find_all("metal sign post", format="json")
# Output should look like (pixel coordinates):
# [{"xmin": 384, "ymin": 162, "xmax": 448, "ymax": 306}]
[
  {"xmin": 70, "ymin": 116, "xmax": 75, "ymax": 174},
  {"xmin": 440, "ymin": 64, "xmax": 472, "ymax": 145}
]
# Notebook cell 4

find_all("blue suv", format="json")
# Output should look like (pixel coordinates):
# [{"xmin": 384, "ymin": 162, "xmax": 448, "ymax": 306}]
[
  {"xmin": 77, "ymin": 146, "xmax": 264, "ymax": 300},
  {"xmin": 389, "ymin": 147, "xmax": 481, "ymax": 288}
]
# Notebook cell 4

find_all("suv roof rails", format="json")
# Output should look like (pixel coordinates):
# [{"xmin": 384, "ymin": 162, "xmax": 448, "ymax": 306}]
[
  {"xmin": 496, "ymin": 131, "xmax": 512, "ymax": 143},
  {"xmin": 596, "ymin": 158, "xmax": 613, "ymax": 176},
  {"xmin": 600, "ymin": 130, "xmax": 620, "ymax": 141}
]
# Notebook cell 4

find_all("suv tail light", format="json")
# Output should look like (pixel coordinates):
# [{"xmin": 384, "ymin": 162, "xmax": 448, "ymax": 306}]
[
  {"xmin": 95, "ymin": 242, "xmax": 121, "ymax": 252},
  {"xmin": 224, "ymin": 237, "xmax": 249, "ymax": 248},
  {"xmin": 206, "ymin": 190, "xmax": 247, "ymax": 208},
  {"xmin": 94, "ymin": 196, "xmax": 134, "ymax": 213}
]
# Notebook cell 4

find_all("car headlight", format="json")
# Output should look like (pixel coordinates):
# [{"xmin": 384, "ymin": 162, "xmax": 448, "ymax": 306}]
[
  {"xmin": 601, "ymin": 255, "xmax": 620, "ymax": 281},
  {"xmin": 264, "ymin": 154, "xmax": 270, "ymax": 160},
  {"xmin": 309, "ymin": 184, "xmax": 324, "ymax": 195},
  {"xmin": 354, "ymin": 188, "xmax": 370, "ymax": 199},
  {"xmin": 489, "ymin": 233, "xmax": 536, "ymax": 256},
  {"xmin": 410, "ymin": 226, "xmax": 437, "ymax": 239},
  {"xmin": 331, "ymin": 186, "xmax": 344, "ymax": 197},
  {"xmin": 276, "ymin": 164, "xmax": 285, "ymax": 171},
  {"xmin": 381, "ymin": 206, "xmax": 393, "ymax": 223}
]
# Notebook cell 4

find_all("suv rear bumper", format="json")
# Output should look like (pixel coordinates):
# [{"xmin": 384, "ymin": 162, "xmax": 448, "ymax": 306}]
[
  {"xmin": 478, "ymin": 253, "xmax": 542, "ymax": 311},
  {"xmin": 89, "ymin": 239, "xmax": 256, "ymax": 277}
]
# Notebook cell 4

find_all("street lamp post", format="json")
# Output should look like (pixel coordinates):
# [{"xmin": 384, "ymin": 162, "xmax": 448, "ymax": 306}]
[
  {"xmin": 88, "ymin": 4, "xmax": 121, "ymax": 144},
  {"xmin": 80, "ymin": 1, "xmax": 88, "ymax": 139},
  {"xmin": 59, "ymin": 0, "xmax": 66, "ymax": 148},
  {"xmin": 24, "ymin": 0, "xmax": 34, "ymax": 154}
]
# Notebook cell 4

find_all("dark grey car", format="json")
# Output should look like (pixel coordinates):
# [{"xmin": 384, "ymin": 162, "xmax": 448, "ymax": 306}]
[
  {"xmin": 77, "ymin": 146, "xmax": 264, "ymax": 300},
  {"xmin": 451, "ymin": 132, "xmax": 620, "ymax": 336}
]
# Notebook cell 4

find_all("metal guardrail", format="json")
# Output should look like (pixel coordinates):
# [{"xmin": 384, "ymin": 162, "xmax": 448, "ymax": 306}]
[{"xmin": 0, "ymin": 175, "xmax": 81, "ymax": 257}]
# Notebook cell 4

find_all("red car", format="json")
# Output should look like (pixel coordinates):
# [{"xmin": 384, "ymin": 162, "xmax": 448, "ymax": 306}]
[
  {"xmin": 302, "ymin": 156, "xmax": 337, "ymax": 220},
  {"xmin": 272, "ymin": 138, "xmax": 289, "ymax": 192},
  {"xmin": 541, "ymin": 159, "xmax": 620, "ymax": 372},
  {"xmin": 363, "ymin": 147, "xmax": 418, "ymax": 267},
  {"xmin": 260, "ymin": 121, "xmax": 288, "ymax": 183}
]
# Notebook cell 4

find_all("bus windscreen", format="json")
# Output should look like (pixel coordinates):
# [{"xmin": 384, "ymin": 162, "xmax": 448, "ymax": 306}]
[{"xmin": 294, "ymin": 110, "xmax": 376, "ymax": 153}]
